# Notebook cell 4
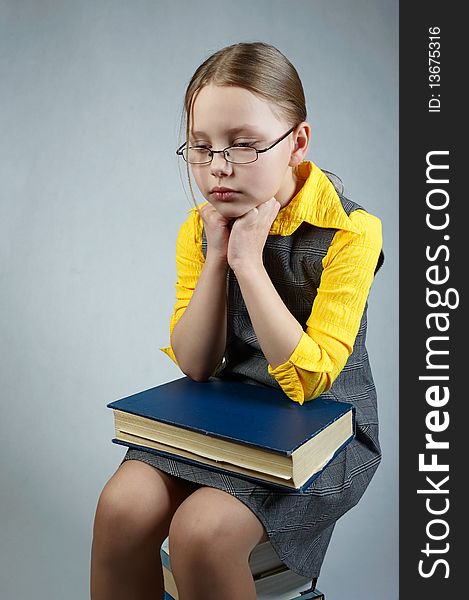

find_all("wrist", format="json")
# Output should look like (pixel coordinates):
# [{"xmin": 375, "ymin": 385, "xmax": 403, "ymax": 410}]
[
  {"xmin": 205, "ymin": 251, "xmax": 230, "ymax": 271},
  {"xmin": 230, "ymin": 258, "xmax": 265, "ymax": 277}
]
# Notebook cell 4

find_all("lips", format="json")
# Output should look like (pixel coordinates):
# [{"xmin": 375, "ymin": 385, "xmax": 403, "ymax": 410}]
[
  {"xmin": 209, "ymin": 186, "xmax": 239, "ymax": 202},
  {"xmin": 210, "ymin": 187, "xmax": 237, "ymax": 193}
]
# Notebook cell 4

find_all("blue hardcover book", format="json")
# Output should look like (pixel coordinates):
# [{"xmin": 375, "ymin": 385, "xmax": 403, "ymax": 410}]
[{"xmin": 108, "ymin": 376, "xmax": 354, "ymax": 492}]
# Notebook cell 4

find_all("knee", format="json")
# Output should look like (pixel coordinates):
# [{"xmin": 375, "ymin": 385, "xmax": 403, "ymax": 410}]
[
  {"xmin": 169, "ymin": 503, "xmax": 225, "ymax": 558},
  {"xmin": 93, "ymin": 462, "xmax": 171, "ymax": 551},
  {"xmin": 168, "ymin": 492, "xmax": 245, "ymax": 567}
]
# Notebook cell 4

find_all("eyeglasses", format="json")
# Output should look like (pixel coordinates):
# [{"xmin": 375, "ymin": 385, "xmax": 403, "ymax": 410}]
[{"xmin": 176, "ymin": 126, "xmax": 296, "ymax": 165}]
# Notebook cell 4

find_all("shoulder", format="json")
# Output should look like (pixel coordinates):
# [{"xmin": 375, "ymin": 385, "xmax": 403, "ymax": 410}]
[
  {"xmin": 323, "ymin": 207, "xmax": 383, "ymax": 271},
  {"xmin": 176, "ymin": 203, "xmax": 206, "ymax": 246},
  {"xmin": 173, "ymin": 203, "xmax": 207, "ymax": 266},
  {"xmin": 347, "ymin": 208, "xmax": 382, "ymax": 250}
]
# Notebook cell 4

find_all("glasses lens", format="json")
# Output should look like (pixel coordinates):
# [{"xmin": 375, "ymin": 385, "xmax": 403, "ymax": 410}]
[
  {"xmin": 186, "ymin": 147, "xmax": 211, "ymax": 164},
  {"xmin": 226, "ymin": 147, "xmax": 257, "ymax": 164}
]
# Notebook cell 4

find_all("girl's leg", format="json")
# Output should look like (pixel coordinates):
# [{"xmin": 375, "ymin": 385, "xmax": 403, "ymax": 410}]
[
  {"xmin": 90, "ymin": 459, "xmax": 201, "ymax": 600},
  {"xmin": 169, "ymin": 486, "xmax": 269, "ymax": 600}
]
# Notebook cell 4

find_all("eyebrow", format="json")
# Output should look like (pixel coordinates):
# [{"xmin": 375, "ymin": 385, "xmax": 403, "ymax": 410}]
[{"xmin": 190, "ymin": 125, "xmax": 262, "ymax": 137}]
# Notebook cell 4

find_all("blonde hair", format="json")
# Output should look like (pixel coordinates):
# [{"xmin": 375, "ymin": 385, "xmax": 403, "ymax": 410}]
[{"xmin": 178, "ymin": 42, "xmax": 307, "ymax": 212}]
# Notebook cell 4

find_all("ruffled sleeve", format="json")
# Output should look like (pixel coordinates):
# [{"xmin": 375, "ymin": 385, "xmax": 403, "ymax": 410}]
[
  {"xmin": 159, "ymin": 208, "xmax": 205, "ymax": 365},
  {"xmin": 268, "ymin": 209, "xmax": 383, "ymax": 405}
]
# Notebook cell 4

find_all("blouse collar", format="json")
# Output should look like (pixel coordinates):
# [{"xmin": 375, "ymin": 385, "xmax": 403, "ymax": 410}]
[{"xmin": 268, "ymin": 160, "xmax": 360, "ymax": 236}]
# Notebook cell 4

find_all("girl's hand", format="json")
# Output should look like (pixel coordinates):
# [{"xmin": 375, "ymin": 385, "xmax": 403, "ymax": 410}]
[
  {"xmin": 227, "ymin": 198, "xmax": 281, "ymax": 270},
  {"xmin": 198, "ymin": 202, "xmax": 232, "ymax": 262}
]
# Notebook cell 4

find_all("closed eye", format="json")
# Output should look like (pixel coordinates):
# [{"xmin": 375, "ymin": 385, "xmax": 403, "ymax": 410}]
[{"xmin": 232, "ymin": 142, "xmax": 256, "ymax": 148}]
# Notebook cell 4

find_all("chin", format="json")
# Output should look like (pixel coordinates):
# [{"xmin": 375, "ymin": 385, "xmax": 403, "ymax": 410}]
[{"xmin": 216, "ymin": 203, "xmax": 252, "ymax": 219}]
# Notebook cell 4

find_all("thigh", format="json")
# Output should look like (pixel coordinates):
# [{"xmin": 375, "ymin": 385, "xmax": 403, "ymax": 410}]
[
  {"xmin": 114, "ymin": 459, "xmax": 202, "ymax": 517},
  {"xmin": 95, "ymin": 460, "xmax": 203, "ymax": 540}
]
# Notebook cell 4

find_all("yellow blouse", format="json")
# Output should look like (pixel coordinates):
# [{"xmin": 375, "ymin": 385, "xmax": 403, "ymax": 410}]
[{"xmin": 160, "ymin": 161, "xmax": 383, "ymax": 405}]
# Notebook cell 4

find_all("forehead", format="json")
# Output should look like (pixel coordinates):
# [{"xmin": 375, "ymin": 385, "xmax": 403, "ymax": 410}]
[{"xmin": 190, "ymin": 84, "xmax": 282, "ymax": 135}]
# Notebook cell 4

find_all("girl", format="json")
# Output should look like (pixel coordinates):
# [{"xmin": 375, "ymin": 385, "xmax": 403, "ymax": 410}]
[{"xmin": 91, "ymin": 42, "xmax": 384, "ymax": 600}]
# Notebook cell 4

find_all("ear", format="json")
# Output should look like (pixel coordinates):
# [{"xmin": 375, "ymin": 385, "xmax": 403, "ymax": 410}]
[{"xmin": 289, "ymin": 122, "xmax": 310, "ymax": 167}]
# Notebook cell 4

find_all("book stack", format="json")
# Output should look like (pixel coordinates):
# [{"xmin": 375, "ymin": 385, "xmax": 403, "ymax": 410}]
[
  {"xmin": 160, "ymin": 536, "xmax": 325, "ymax": 600},
  {"xmin": 108, "ymin": 376, "xmax": 355, "ymax": 492}
]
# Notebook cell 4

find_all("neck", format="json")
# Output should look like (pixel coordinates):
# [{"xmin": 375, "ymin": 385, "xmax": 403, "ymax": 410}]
[{"xmin": 275, "ymin": 167, "xmax": 304, "ymax": 209}]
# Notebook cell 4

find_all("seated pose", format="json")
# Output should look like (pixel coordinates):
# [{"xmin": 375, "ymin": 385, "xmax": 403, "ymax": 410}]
[{"xmin": 91, "ymin": 41, "xmax": 384, "ymax": 600}]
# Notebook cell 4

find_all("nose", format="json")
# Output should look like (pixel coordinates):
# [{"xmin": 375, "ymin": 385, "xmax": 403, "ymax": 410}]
[{"xmin": 210, "ymin": 151, "xmax": 232, "ymax": 177}]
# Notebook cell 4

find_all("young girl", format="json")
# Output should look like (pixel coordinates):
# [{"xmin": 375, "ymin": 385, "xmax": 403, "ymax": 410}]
[{"xmin": 91, "ymin": 41, "xmax": 384, "ymax": 600}]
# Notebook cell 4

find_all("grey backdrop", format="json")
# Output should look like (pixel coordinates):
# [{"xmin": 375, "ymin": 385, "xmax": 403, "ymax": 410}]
[{"xmin": 0, "ymin": 1, "xmax": 398, "ymax": 598}]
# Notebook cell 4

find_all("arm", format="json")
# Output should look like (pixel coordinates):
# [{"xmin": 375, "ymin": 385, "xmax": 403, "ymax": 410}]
[
  {"xmin": 159, "ymin": 209, "xmax": 229, "ymax": 381},
  {"xmin": 171, "ymin": 254, "xmax": 229, "ymax": 381},
  {"xmin": 231, "ymin": 260, "xmax": 305, "ymax": 369},
  {"xmin": 233, "ymin": 209, "xmax": 383, "ymax": 405}
]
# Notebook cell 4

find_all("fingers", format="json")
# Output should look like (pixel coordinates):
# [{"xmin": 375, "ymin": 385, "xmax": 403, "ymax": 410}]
[
  {"xmin": 199, "ymin": 203, "xmax": 215, "ymax": 218},
  {"xmin": 199, "ymin": 202, "xmax": 227, "ymax": 224},
  {"xmin": 238, "ymin": 199, "xmax": 279, "ymax": 227},
  {"xmin": 259, "ymin": 198, "xmax": 280, "ymax": 210},
  {"xmin": 242, "ymin": 199, "xmax": 279, "ymax": 220}
]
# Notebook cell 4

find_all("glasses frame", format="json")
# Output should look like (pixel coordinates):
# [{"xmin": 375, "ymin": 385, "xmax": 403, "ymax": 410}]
[{"xmin": 176, "ymin": 126, "xmax": 297, "ymax": 165}]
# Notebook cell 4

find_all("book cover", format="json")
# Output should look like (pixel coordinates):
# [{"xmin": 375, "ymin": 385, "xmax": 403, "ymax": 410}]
[{"xmin": 108, "ymin": 376, "xmax": 355, "ymax": 492}]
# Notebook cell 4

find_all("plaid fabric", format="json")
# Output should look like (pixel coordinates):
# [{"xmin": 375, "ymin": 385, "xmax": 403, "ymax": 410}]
[{"xmin": 123, "ymin": 173, "xmax": 382, "ymax": 579}]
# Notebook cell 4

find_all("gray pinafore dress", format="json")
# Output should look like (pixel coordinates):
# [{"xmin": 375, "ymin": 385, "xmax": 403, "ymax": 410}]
[{"xmin": 122, "ymin": 172, "xmax": 384, "ymax": 580}]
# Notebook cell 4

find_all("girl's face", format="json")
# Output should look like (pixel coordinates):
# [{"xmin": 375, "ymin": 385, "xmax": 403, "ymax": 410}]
[{"xmin": 189, "ymin": 84, "xmax": 304, "ymax": 219}]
